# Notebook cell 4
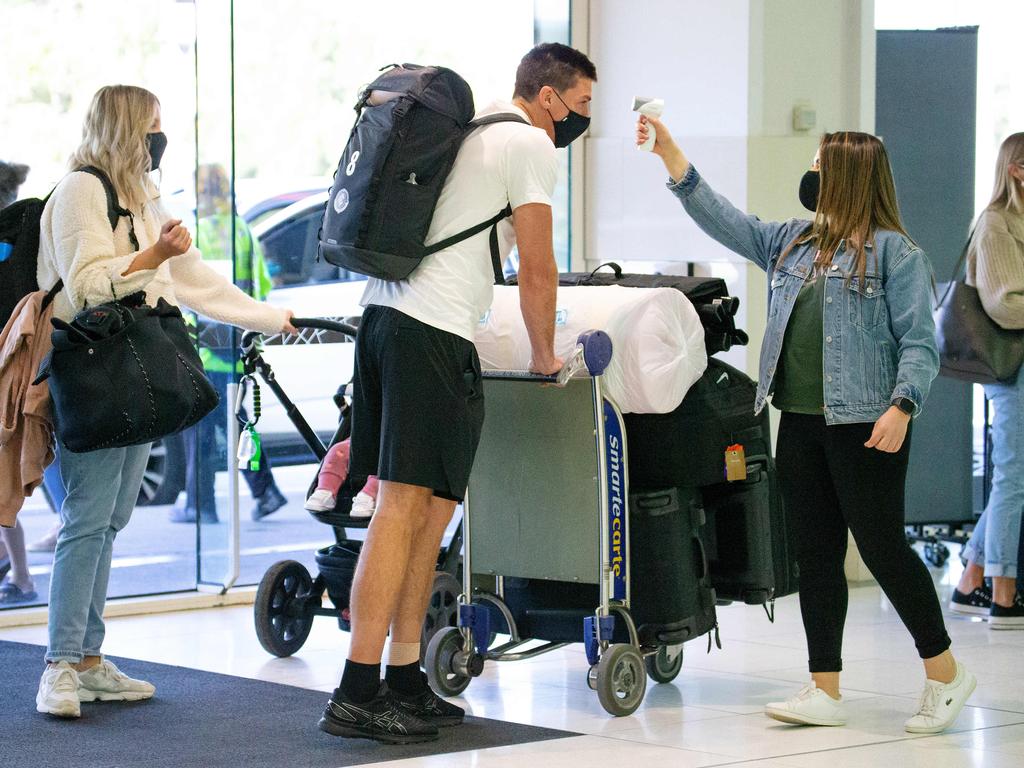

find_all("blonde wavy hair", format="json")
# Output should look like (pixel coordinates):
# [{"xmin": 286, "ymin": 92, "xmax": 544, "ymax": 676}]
[
  {"xmin": 69, "ymin": 85, "xmax": 160, "ymax": 211},
  {"xmin": 987, "ymin": 132, "xmax": 1024, "ymax": 215}
]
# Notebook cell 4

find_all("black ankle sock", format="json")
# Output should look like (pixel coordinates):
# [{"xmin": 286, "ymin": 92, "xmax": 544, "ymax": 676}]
[
  {"xmin": 339, "ymin": 660, "xmax": 381, "ymax": 703},
  {"xmin": 385, "ymin": 662, "xmax": 427, "ymax": 695}
]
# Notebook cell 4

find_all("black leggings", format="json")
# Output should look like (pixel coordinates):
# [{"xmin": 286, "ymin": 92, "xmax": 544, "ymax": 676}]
[{"xmin": 776, "ymin": 412, "xmax": 951, "ymax": 673}]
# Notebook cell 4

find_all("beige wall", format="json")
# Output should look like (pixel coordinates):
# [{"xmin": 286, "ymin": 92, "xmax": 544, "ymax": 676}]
[{"xmin": 581, "ymin": 0, "xmax": 876, "ymax": 379}]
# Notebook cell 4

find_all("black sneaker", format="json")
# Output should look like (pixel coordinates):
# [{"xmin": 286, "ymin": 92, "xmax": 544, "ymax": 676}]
[
  {"xmin": 950, "ymin": 583, "xmax": 992, "ymax": 617},
  {"xmin": 251, "ymin": 485, "xmax": 287, "ymax": 521},
  {"xmin": 990, "ymin": 594, "xmax": 1024, "ymax": 630},
  {"xmin": 391, "ymin": 683, "xmax": 466, "ymax": 727},
  {"xmin": 318, "ymin": 683, "xmax": 439, "ymax": 744}
]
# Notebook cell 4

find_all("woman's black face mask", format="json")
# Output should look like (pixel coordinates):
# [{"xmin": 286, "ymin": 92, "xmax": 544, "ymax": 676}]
[
  {"xmin": 548, "ymin": 90, "xmax": 590, "ymax": 148},
  {"xmin": 147, "ymin": 131, "xmax": 168, "ymax": 172},
  {"xmin": 799, "ymin": 169, "xmax": 820, "ymax": 212}
]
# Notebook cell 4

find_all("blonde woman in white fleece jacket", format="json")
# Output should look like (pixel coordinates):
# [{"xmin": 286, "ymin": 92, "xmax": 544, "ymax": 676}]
[
  {"xmin": 33, "ymin": 85, "xmax": 296, "ymax": 718},
  {"xmin": 952, "ymin": 132, "xmax": 1024, "ymax": 629}
]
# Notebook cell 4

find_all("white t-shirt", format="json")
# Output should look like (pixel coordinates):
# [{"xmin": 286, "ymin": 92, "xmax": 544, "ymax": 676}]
[{"xmin": 360, "ymin": 100, "xmax": 558, "ymax": 341}]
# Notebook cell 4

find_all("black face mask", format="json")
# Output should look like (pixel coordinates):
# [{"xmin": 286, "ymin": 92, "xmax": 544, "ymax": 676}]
[
  {"xmin": 547, "ymin": 90, "xmax": 590, "ymax": 148},
  {"xmin": 147, "ymin": 131, "xmax": 168, "ymax": 171},
  {"xmin": 799, "ymin": 169, "xmax": 819, "ymax": 212}
]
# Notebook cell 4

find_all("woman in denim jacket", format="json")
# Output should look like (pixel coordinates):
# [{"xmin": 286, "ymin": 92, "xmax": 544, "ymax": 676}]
[{"xmin": 637, "ymin": 116, "xmax": 973, "ymax": 733}]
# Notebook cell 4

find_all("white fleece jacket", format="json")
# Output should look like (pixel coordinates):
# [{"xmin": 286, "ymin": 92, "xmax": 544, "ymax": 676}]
[{"xmin": 36, "ymin": 171, "xmax": 288, "ymax": 334}]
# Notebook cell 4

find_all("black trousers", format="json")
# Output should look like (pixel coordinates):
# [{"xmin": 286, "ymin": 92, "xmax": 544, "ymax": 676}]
[{"xmin": 776, "ymin": 412, "xmax": 951, "ymax": 673}]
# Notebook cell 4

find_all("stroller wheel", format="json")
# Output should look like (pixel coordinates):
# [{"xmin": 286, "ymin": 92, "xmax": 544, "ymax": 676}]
[
  {"xmin": 420, "ymin": 571, "xmax": 462, "ymax": 662},
  {"xmin": 424, "ymin": 627, "xmax": 473, "ymax": 697},
  {"xmin": 596, "ymin": 644, "xmax": 646, "ymax": 717},
  {"xmin": 645, "ymin": 644, "xmax": 684, "ymax": 684},
  {"xmin": 254, "ymin": 560, "xmax": 318, "ymax": 657}
]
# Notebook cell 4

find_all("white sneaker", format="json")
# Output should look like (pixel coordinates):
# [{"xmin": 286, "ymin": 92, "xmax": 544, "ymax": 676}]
[
  {"xmin": 77, "ymin": 658, "xmax": 155, "ymax": 702},
  {"xmin": 765, "ymin": 682, "xmax": 848, "ymax": 726},
  {"xmin": 304, "ymin": 489, "xmax": 336, "ymax": 513},
  {"xmin": 350, "ymin": 491, "xmax": 376, "ymax": 518},
  {"xmin": 36, "ymin": 662, "xmax": 81, "ymax": 717},
  {"xmin": 904, "ymin": 662, "xmax": 976, "ymax": 734}
]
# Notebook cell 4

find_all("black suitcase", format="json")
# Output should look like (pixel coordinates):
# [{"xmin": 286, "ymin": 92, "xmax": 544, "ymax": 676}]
[
  {"xmin": 700, "ymin": 457, "xmax": 799, "ymax": 606},
  {"xmin": 629, "ymin": 487, "xmax": 718, "ymax": 646},
  {"xmin": 490, "ymin": 487, "xmax": 718, "ymax": 647},
  {"xmin": 506, "ymin": 262, "xmax": 748, "ymax": 355},
  {"xmin": 625, "ymin": 358, "xmax": 770, "ymax": 490}
]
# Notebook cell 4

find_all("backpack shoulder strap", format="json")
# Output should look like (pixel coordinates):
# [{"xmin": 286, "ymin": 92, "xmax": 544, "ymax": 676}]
[
  {"xmin": 75, "ymin": 166, "xmax": 124, "ymax": 232},
  {"xmin": 74, "ymin": 166, "xmax": 140, "ymax": 250},
  {"xmin": 468, "ymin": 112, "xmax": 530, "ymax": 130},
  {"xmin": 421, "ymin": 114, "xmax": 531, "ymax": 284}
]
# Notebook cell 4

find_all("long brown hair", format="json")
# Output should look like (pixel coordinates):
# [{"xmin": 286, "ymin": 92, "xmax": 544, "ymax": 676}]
[
  {"xmin": 785, "ymin": 131, "xmax": 915, "ymax": 280},
  {"xmin": 986, "ymin": 132, "xmax": 1024, "ymax": 215},
  {"xmin": 69, "ymin": 85, "xmax": 159, "ymax": 211}
]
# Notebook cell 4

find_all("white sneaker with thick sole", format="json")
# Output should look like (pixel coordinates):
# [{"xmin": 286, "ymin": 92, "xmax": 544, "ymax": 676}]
[
  {"xmin": 36, "ymin": 662, "xmax": 81, "ymax": 717},
  {"xmin": 304, "ymin": 489, "xmax": 337, "ymax": 513},
  {"xmin": 77, "ymin": 658, "xmax": 155, "ymax": 702},
  {"xmin": 904, "ymin": 662, "xmax": 976, "ymax": 734},
  {"xmin": 765, "ymin": 682, "xmax": 848, "ymax": 726}
]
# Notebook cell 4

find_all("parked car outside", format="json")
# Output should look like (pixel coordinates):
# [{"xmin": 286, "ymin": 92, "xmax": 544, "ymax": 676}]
[{"xmin": 136, "ymin": 191, "xmax": 366, "ymax": 506}]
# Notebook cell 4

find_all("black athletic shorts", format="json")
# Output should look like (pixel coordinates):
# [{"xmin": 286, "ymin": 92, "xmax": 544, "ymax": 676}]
[{"xmin": 349, "ymin": 305, "xmax": 484, "ymax": 502}]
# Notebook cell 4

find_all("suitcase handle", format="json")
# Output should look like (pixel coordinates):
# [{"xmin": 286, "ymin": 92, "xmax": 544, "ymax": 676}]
[{"xmin": 587, "ymin": 262, "xmax": 623, "ymax": 280}]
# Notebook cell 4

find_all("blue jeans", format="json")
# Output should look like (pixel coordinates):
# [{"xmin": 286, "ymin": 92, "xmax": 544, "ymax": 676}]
[
  {"xmin": 966, "ymin": 376, "xmax": 1024, "ymax": 578},
  {"xmin": 46, "ymin": 441, "xmax": 151, "ymax": 662},
  {"xmin": 42, "ymin": 462, "xmax": 66, "ymax": 513}
]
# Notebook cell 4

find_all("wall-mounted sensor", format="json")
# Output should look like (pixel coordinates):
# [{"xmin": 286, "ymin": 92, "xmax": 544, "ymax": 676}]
[{"xmin": 792, "ymin": 104, "xmax": 817, "ymax": 132}]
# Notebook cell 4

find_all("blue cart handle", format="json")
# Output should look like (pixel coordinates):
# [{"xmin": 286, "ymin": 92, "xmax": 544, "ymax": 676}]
[{"xmin": 482, "ymin": 330, "xmax": 613, "ymax": 385}]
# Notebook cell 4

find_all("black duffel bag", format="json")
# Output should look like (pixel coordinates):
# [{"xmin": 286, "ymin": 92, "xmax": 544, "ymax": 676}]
[
  {"xmin": 508, "ymin": 262, "xmax": 749, "ymax": 355},
  {"xmin": 36, "ymin": 292, "xmax": 218, "ymax": 452}
]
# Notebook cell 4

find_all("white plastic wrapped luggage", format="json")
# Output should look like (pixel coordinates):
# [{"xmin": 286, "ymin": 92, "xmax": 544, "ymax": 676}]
[{"xmin": 476, "ymin": 285, "xmax": 707, "ymax": 413}]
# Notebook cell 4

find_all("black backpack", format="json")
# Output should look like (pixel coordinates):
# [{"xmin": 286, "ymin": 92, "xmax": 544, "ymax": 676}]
[
  {"xmin": 0, "ymin": 166, "xmax": 133, "ymax": 327},
  {"xmin": 319, "ymin": 64, "xmax": 528, "ymax": 284}
]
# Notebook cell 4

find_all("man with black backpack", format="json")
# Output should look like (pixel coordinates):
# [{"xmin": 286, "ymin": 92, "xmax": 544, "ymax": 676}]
[{"xmin": 319, "ymin": 43, "xmax": 597, "ymax": 744}]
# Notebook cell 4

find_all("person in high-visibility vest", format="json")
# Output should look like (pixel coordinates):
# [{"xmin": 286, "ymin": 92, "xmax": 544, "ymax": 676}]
[{"xmin": 170, "ymin": 163, "xmax": 286, "ymax": 523}]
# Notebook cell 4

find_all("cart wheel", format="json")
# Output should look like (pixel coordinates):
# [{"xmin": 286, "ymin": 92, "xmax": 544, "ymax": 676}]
[
  {"xmin": 586, "ymin": 664, "xmax": 599, "ymax": 691},
  {"xmin": 254, "ymin": 560, "xmax": 317, "ymax": 657},
  {"xmin": 596, "ymin": 644, "xmax": 646, "ymax": 717},
  {"xmin": 925, "ymin": 542, "xmax": 950, "ymax": 567},
  {"xmin": 425, "ymin": 626, "xmax": 473, "ymax": 697},
  {"xmin": 420, "ymin": 571, "xmax": 462, "ymax": 662},
  {"xmin": 645, "ymin": 644, "xmax": 684, "ymax": 684}
]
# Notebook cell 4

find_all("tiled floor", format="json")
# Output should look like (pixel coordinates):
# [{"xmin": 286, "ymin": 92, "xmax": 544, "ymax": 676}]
[{"xmin": 3, "ymin": 561, "xmax": 1022, "ymax": 767}]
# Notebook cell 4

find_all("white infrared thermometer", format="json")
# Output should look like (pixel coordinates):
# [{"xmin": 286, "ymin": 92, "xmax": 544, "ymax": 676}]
[{"xmin": 633, "ymin": 96, "xmax": 664, "ymax": 152}]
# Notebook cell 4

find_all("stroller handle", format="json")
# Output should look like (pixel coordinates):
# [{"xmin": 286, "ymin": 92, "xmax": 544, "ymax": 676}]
[
  {"xmin": 240, "ymin": 317, "xmax": 359, "ymax": 353},
  {"xmin": 291, "ymin": 317, "xmax": 360, "ymax": 338}
]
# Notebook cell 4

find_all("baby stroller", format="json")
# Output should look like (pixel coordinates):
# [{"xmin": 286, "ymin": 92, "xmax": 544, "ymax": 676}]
[{"xmin": 244, "ymin": 318, "xmax": 463, "ymax": 658}]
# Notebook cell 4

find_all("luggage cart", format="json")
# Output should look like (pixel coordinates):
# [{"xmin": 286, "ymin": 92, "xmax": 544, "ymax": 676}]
[{"xmin": 423, "ymin": 330, "xmax": 682, "ymax": 717}]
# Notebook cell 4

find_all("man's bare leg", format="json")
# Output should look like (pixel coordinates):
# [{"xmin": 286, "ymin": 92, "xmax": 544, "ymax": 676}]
[
  {"xmin": 389, "ymin": 496, "xmax": 458, "ymax": 647},
  {"xmin": 347, "ymin": 480, "xmax": 434, "ymax": 666}
]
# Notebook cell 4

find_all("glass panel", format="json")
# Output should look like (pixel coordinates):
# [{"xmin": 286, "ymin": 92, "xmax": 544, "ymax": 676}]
[
  {"xmin": 0, "ymin": 0, "xmax": 200, "ymax": 607},
  {"xmin": 223, "ymin": 0, "xmax": 568, "ymax": 587}
]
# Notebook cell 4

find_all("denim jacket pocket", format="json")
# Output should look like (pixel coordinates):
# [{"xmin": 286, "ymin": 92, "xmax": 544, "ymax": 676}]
[{"xmin": 847, "ymin": 275, "xmax": 887, "ymax": 330}]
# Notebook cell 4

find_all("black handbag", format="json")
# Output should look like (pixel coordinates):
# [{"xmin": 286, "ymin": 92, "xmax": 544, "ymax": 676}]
[
  {"xmin": 36, "ymin": 292, "xmax": 219, "ymax": 452},
  {"xmin": 934, "ymin": 236, "xmax": 1024, "ymax": 384}
]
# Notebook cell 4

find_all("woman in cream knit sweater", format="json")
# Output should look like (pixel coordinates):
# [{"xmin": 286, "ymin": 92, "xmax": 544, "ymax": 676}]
[
  {"xmin": 33, "ymin": 85, "xmax": 296, "ymax": 718},
  {"xmin": 952, "ymin": 132, "xmax": 1024, "ymax": 628}
]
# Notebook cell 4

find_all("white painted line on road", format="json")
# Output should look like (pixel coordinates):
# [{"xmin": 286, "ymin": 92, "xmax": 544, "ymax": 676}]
[{"xmin": 27, "ymin": 541, "xmax": 331, "ymax": 577}]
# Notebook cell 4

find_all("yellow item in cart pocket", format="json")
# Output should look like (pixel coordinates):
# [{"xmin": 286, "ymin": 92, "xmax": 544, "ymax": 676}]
[{"xmin": 725, "ymin": 444, "xmax": 747, "ymax": 482}]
